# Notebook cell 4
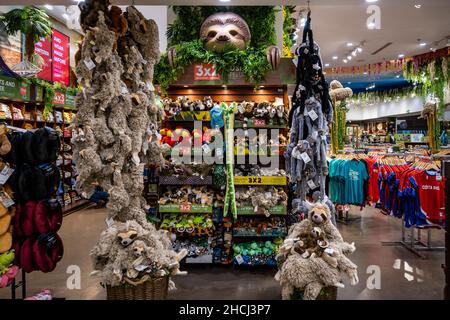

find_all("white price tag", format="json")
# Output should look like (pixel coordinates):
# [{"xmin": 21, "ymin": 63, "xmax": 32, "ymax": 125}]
[
  {"xmin": 0, "ymin": 165, "xmax": 14, "ymax": 185},
  {"xmin": 202, "ymin": 144, "xmax": 212, "ymax": 154},
  {"xmin": 121, "ymin": 86, "xmax": 129, "ymax": 94},
  {"xmin": 147, "ymin": 82, "xmax": 155, "ymax": 92},
  {"xmin": 235, "ymin": 254, "xmax": 244, "ymax": 265},
  {"xmin": 300, "ymin": 152, "xmax": 311, "ymax": 163},
  {"xmin": 265, "ymin": 192, "xmax": 272, "ymax": 198},
  {"xmin": 325, "ymin": 248, "xmax": 335, "ymax": 255},
  {"xmin": 106, "ymin": 217, "xmax": 114, "ymax": 227},
  {"xmin": 135, "ymin": 265, "xmax": 148, "ymax": 271},
  {"xmin": 308, "ymin": 109, "xmax": 318, "ymax": 121},
  {"xmin": 216, "ymin": 148, "xmax": 223, "ymax": 157},
  {"xmin": 307, "ymin": 180, "xmax": 316, "ymax": 189},
  {"xmin": 84, "ymin": 58, "xmax": 96, "ymax": 70},
  {"xmin": 0, "ymin": 191, "xmax": 14, "ymax": 208}
]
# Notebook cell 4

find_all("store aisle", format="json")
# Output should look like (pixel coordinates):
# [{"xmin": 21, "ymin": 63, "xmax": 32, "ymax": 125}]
[{"xmin": 0, "ymin": 206, "xmax": 444, "ymax": 300}]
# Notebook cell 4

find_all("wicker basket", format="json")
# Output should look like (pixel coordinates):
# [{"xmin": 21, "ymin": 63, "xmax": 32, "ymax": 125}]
[{"xmin": 106, "ymin": 276, "xmax": 169, "ymax": 300}]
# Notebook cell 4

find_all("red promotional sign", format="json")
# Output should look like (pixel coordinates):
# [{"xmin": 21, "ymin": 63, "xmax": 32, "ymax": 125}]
[
  {"xmin": 52, "ymin": 30, "xmax": 70, "ymax": 86},
  {"xmin": 53, "ymin": 91, "xmax": 65, "ymax": 105},
  {"xmin": 35, "ymin": 36, "xmax": 52, "ymax": 82},
  {"xmin": 194, "ymin": 64, "xmax": 221, "ymax": 80}
]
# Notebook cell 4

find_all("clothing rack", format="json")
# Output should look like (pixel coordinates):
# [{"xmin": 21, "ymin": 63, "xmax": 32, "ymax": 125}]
[
  {"xmin": 380, "ymin": 156, "xmax": 447, "ymax": 259},
  {"xmin": 10, "ymin": 270, "xmax": 27, "ymax": 299}
]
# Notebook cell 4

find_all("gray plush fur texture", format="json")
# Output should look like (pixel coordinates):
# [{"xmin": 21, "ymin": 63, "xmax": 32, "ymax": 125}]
[
  {"xmin": 73, "ymin": 8, "xmax": 183, "ymax": 286},
  {"xmin": 276, "ymin": 203, "xmax": 358, "ymax": 300}
]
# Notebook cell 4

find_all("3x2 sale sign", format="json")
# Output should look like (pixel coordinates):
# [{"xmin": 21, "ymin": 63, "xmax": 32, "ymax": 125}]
[{"xmin": 194, "ymin": 64, "xmax": 221, "ymax": 81}]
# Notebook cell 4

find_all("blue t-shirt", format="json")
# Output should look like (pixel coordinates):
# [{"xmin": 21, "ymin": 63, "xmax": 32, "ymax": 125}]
[{"xmin": 343, "ymin": 160, "xmax": 369, "ymax": 205}]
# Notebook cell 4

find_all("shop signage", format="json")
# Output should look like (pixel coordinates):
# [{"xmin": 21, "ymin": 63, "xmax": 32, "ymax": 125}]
[
  {"xmin": 53, "ymin": 91, "xmax": 65, "ymax": 105},
  {"xmin": 234, "ymin": 176, "xmax": 287, "ymax": 186},
  {"xmin": 65, "ymin": 93, "xmax": 76, "ymax": 108},
  {"xmin": 35, "ymin": 35, "xmax": 52, "ymax": 82},
  {"xmin": 194, "ymin": 64, "xmax": 221, "ymax": 80},
  {"xmin": 52, "ymin": 30, "xmax": 70, "ymax": 86},
  {"xmin": 0, "ymin": 75, "xmax": 30, "ymax": 101}
]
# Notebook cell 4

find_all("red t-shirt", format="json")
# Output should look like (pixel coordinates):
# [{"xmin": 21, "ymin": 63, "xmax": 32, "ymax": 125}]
[
  {"xmin": 412, "ymin": 170, "xmax": 445, "ymax": 224},
  {"xmin": 365, "ymin": 158, "xmax": 380, "ymax": 203}
]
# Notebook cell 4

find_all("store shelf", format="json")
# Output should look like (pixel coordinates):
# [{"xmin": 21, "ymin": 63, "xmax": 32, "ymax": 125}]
[
  {"xmin": 185, "ymin": 254, "xmax": 213, "ymax": 264},
  {"xmin": 234, "ymin": 176, "xmax": 287, "ymax": 185},
  {"xmin": 159, "ymin": 175, "xmax": 213, "ymax": 185},
  {"xmin": 161, "ymin": 226, "xmax": 215, "ymax": 237},
  {"xmin": 237, "ymin": 205, "xmax": 287, "ymax": 215},
  {"xmin": 159, "ymin": 203, "xmax": 213, "ymax": 213},
  {"xmin": 232, "ymin": 233, "xmax": 287, "ymax": 238}
]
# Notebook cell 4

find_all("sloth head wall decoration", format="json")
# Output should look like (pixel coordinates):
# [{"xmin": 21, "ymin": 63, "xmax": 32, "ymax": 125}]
[{"xmin": 200, "ymin": 12, "xmax": 251, "ymax": 52}]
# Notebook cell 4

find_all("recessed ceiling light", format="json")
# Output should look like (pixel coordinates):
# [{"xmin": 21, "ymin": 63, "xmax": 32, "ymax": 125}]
[
  {"xmin": 352, "ymin": 51, "xmax": 357, "ymax": 56},
  {"xmin": 363, "ymin": 72, "xmax": 368, "ymax": 75},
  {"xmin": 332, "ymin": 56, "xmax": 338, "ymax": 60},
  {"xmin": 430, "ymin": 47, "xmax": 435, "ymax": 51},
  {"xmin": 366, "ymin": 0, "xmax": 378, "ymax": 2},
  {"xmin": 414, "ymin": 4, "xmax": 421, "ymax": 9},
  {"xmin": 419, "ymin": 42, "xmax": 427, "ymax": 46},
  {"xmin": 219, "ymin": 0, "xmax": 231, "ymax": 2},
  {"xmin": 357, "ymin": 47, "xmax": 363, "ymax": 53},
  {"xmin": 343, "ymin": 59, "xmax": 348, "ymax": 63},
  {"xmin": 44, "ymin": 4, "xmax": 54, "ymax": 10},
  {"xmin": 347, "ymin": 55, "xmax": 352, "ymax": 60},
  {"xmin": 347, "ymin": 42, "xmax": 353, "ymax": 47},
  {"xmin": 398, "ymin": 54, "xmax": 405, "ymax": 58},
  {"xmin": 325, "ymin": 63, "xmax": 330, "ymax": 67}
]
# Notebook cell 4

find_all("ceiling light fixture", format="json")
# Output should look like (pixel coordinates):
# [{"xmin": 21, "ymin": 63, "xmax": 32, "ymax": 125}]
[
  {"xmin": 347, "ymin": 55, "xmax": 352, "ymax": 60},
  {"xmin": 44, "ymin": 4, "xmax": 54, "ymax": 10},
  {"xmin": 414, "ymin": 4, "xmax": 421, "ymax": 8},
  {"xmin": 325, "ymin": 63, "xmax": 330, "ymax": 67},
  {"xmin": 219, "ymin": 0, "xmax": 231, "ymax": 2},
  {"xmin": 357, "ymin": 47, "xmax": 363, "ymax": 53},
  {"xmin": 398, "ymin": 54, "xmax": 405, "ymax": 58},
  {"xmin": 352, "ymin": 51, "xmax": 357, "ymax": 56},
  {"xmin": 366, "ymin": 0, "xmax": 378, "ymax": 2},
  {"xmin": 343, "ymin": 59, "xmax": 348, "ymax": 63},
  {"xmin": 347, "ymin": 42, "xmax": 353, "ymax": 47},
  {"xmin": 419, "ymin": 42, "xmax": 427, "ymax": 46},
  {"xmin": 332, "ymin": 56, "xmax": 338, "ymax": 60},
  {"xmin": 363, "ymin": 72, "xmax": 368, "ymax": 75}
]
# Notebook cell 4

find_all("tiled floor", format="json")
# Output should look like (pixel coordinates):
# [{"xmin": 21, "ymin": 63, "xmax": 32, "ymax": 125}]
[{"xmin": 1, "ymin": 206, "xmax": 445, "ymax": 300}]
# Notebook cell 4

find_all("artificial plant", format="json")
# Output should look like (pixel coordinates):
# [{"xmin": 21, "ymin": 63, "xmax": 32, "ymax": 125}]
[
  {"xmin": 282, "ymin": 6, "xmax": 296, "ymax": 58},
  {"xmin": 155, "ymin": 6, "xmax": 278, "ymax": 92},
  {"xmin": 0, "ymin": 7, "xmax": 52, "ymax": 63}
]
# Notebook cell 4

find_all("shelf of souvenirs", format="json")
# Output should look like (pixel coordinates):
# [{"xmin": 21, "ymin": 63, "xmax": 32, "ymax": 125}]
[
  {"xmin": 236, "ymin": 205, "xmax": 287, "ymax": 216},
  {"xmin": 232, "ymin": 239, "xmax": 282, "ymax": 267}
]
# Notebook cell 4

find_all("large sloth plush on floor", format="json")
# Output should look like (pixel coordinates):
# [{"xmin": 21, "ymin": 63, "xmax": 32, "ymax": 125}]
[
  {"xmin": 275, "ymin": 203, "xmax": 358, "ymax": 300},
  {"xmin": 73, "ymin": 5, "xmax": 184, "ymax": 287}
]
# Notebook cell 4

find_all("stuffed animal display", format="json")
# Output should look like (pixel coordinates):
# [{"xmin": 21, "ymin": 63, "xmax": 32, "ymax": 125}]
[
  {"xmin": 161, "ymin": 97, "xmax": 214, "ymax": 119},
  {"xmin": 160, "ymin": 213, "xmax": 214, "ymax": 237},
  {"xmin": 235, "ymin": 186, "xmax": 288, "ymax": 217},
  {"xmin": 172, "ymin": 238, "xmax": 212, "ymax": 259},
  {"xmin": 159, "ymin": 186, "xmax": 214, "ymax": 206},
  {"xmin": 234, "ymin": 164, "xmax": 286, "ymax": 177},
  {"xmin": 232, "ymin": 239, "xmax": 282, "ymax": 266},
  {"xmin": 286, "ymin": 12, "xmax": 333, "ymax": 208},
  {"xmin": 75, "ymin": 3, "xmax": 182, "ymax": 287},
  {"xmin": 233, "ymin": 216, "xmax": 286, "ymax": 237},
  {"xmin": 275, "ymin": 203, "xmax": 358, "ymax": 300},
  {"xmin": 235, "ymin": 100, "xmax": 287, "ymax": 126}
]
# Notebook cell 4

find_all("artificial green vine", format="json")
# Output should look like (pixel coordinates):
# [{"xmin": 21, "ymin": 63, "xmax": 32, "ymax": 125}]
[
  {"xmin": 336, "ymin": 101, "xmax": 348, "ymax": 150},
  {"xmin": 349, "ymin": 86, "xmax": 426, "ymax": 106},
  {"xmin": 156, "ymin": 6, "xmax": 277, "ymax": 92},
  {"xmin": 282, "ymin": 6, "xmax": 296, "ymax": 58}
]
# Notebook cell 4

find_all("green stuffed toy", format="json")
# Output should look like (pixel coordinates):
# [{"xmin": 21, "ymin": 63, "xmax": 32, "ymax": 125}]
[
  {"xmin": 0, "ymin": 250, "xmax": 14, "ymax": 274},
  {"xmin": 250, "ymin": 242, "xmax": 258, "ymax": 250}
]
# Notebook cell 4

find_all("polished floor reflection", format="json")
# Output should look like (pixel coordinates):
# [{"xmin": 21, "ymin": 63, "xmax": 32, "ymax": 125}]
[{"xmin": 0, "ymin": 206, "xmax": 445, "ymax": 300}]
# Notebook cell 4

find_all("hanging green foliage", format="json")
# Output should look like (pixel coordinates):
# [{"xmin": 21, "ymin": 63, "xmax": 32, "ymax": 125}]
[
  {"xmin": 403, "ymin": 56, "xmax": 449, "ymax": 116},
  {"xmin": 349, "ymin": 86, "xmax": 426, "ymax": 106},
  {"xmin": 336, "ymin": 101, "xmax": 348, "ymax": 150},
  {"xmin": 156, "ymin": 6, "xmax": 277, "ymax": 92},
  {"xmin": 282, "ymin": 6, "xmax": 296, "ymax": 58}
]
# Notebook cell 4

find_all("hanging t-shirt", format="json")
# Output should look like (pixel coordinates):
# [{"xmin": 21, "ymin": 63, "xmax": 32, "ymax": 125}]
[
  {"xmin": 343, "ymin": 160, "xmax": 369, "ymax": 205},
  {"xmin": 412, "ymin": 170, "xmax": 445, "ymax": 225},
  {"xmin": 365, "ymin": 157, "xmax": 380, "ymax": 203}
]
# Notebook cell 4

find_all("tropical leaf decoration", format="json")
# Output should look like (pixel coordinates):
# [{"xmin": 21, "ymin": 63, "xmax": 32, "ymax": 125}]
[{"xmin": 0, "ymin": 6, "xmax": 52, "ymax": 59}]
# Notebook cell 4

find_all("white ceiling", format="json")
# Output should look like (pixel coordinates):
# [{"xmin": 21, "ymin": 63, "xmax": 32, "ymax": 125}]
[{"xmin": 2, "ymin": 0, "xmax": 449, "ymax": 68}]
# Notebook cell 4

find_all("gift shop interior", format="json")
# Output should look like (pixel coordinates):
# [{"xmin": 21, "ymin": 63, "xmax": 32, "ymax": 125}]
[{"xmin": 0, "ymin": 0, "xmax": 449, "ymax": 301}]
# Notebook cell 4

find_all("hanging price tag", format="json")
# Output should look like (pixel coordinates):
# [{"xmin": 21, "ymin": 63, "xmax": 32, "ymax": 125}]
[
  {"xmin": 0, "ymin": 165, "xmax": 14, "ymax": 185},
  {"xmin": 308, "ymin": 109, "xmax": 318, "ymax": 121},
  {"xmin": 121, "ymin": 86, "xmax": 129, "ymax": 94},
  {"xmin": 202, "ymin": 144, "xmax": 212, "ymax": 154},
  {"xmin": 84, "ymin": 58, "xmax": 96, "ymax": 70},
  {"xmin": 307, "ymin": 180, "xmax": 316, "ymax": 189},
  {"xmin": 147, "ymin": 82, "xmax": 155, "ymax": 92},
  {"xmin": 105, "ymin": 217, "xmax": 114, "ymax": 227},
  {"xmin": 216, "ymin": 148, "xmax": 223, "ymax": 157},
  {"xmin": 235, "ymin": 254, "xmax": 244, "ymax": 265},
  {"xmin": 300, "ymin": 152, "xmax": 311, "ymax": 163},
  {"xmin": 0, "ymin": 190, "xmax": 14, "ymax": 208}
]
